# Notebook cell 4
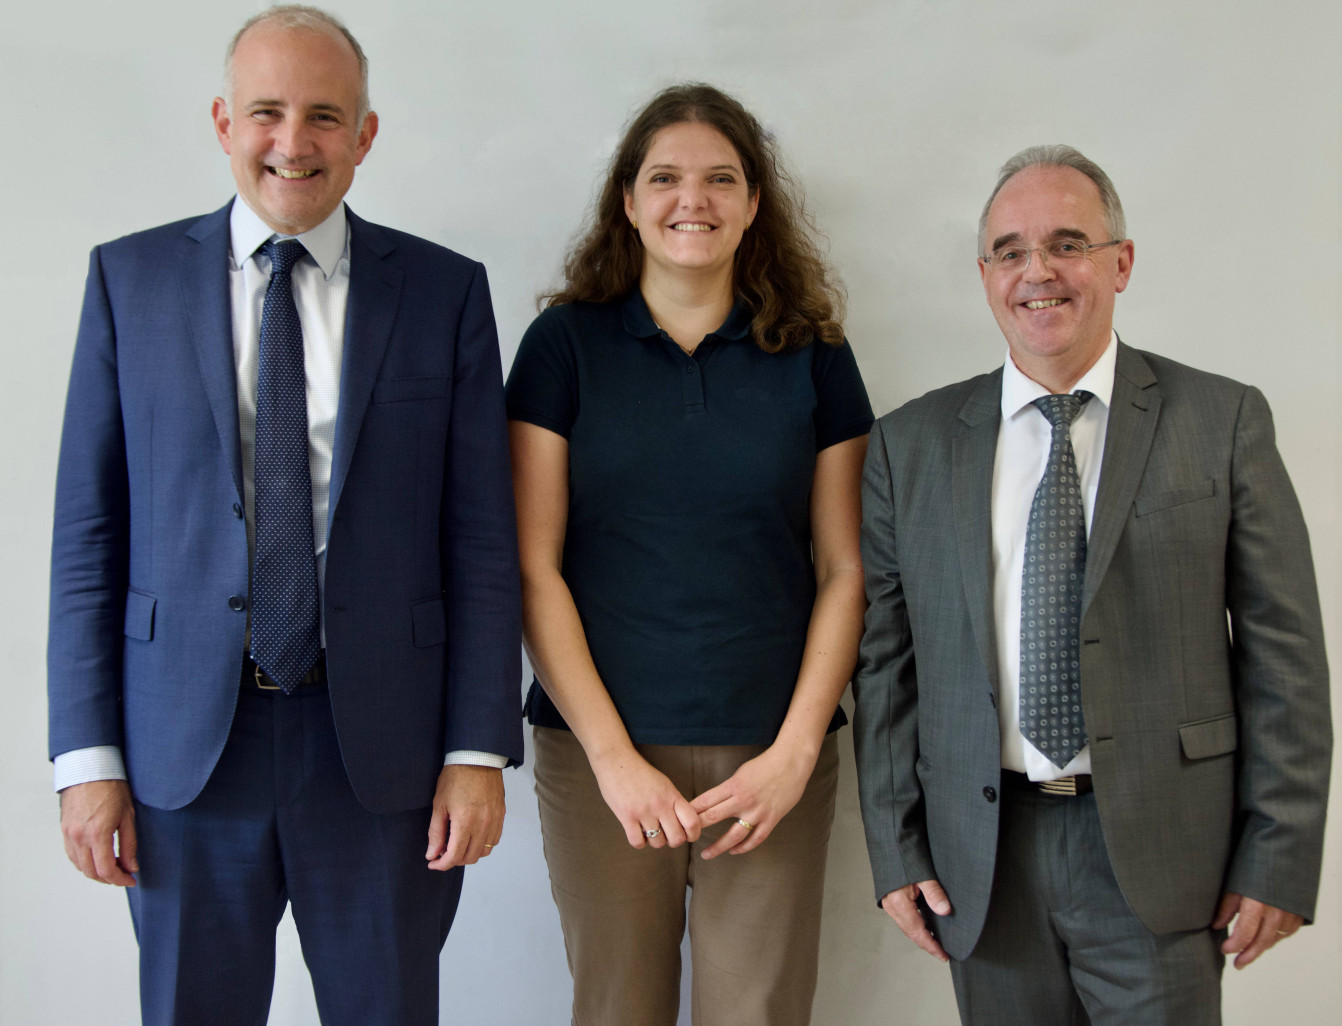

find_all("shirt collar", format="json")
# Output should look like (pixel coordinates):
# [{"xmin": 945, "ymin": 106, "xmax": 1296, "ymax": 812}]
[
  {"xmin": 228, "ymin": 197, "xmax": 349, "ymax": 280},
  {"xmin": 1001, "ymin": 330, "xmax": 1118, "ymax": 421},
  {"xmin": 619, "ymin": 289, "xmax": 753, "ymax": 342}
]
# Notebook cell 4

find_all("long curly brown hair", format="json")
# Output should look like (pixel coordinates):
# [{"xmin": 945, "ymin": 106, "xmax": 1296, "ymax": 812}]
[{"xmin": 544, "ymin": 83, "xmax": 845, "ymax": 353}]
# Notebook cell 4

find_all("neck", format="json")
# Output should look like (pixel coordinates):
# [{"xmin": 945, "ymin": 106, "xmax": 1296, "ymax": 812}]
[
  {"xmin": 639, "ymin": 266, "xmax": 735, "ymax": 353},
  {"xmin": 1013, "ymin": 334, "xmax": 1110, "ymax": 394}
]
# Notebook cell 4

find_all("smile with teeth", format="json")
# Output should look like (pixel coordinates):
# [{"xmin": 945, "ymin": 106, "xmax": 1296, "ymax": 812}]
[
  {"xmin": 1024, "ymin": 298, "xmax": 1067, "ymax": 309},
  {"xmin": 671, "ymin": 223, "xmax": 714, "ymax": 232},
  {"xmin": 269, "ymin": 167, "xmax": 319, "ymax": 179}
]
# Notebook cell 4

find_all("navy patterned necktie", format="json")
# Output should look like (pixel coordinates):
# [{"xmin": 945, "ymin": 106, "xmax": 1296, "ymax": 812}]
[
  {"xmin": 249, "ymin": 239, "xmax": 321, "ymax": 694},
  {"xmin": 1020, "ymin": 390, "xmax": 1093, "ymax": 769}
]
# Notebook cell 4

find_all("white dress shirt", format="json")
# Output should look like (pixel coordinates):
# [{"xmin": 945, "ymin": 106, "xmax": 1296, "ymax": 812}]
[
  {"xmin": 55, "ymin": 198, "xmax": 503, "ymax": 791},
  {"xmin": 991, "ymin": 333, "xmax": 1117, "ymax": 781}
]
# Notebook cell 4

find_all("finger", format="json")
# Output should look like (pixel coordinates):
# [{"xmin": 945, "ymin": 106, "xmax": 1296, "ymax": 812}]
[
  {"xmin": 1211, "ymin": 892, "xmax": 1240, "ymax": 931},
  {"xmin": 91, "ymin": 834, "xmax": 135, "ymax": 887},
  {"xmin": 690, "ymin": 782, "xmax": 732, "ymax": 816},
  {"xmin": 919, "ymin": 879, "xmax": 952, "ymax": 916},
  {"xmin": 700, "ymin": 817, "xmax": 755, "ymax": 860},
  {"xmin": 673, "ymin": 800, "xmax": 702, "ymax": 844},
  {"xmin": 1232, "ymin": 919, "xmax": 1279, "ymax": 969},
  {"xmin": 726, "ymin": 819, "xmax": 774, "ymax": 856},
  {"xmin": 622, "ymin": 819, "xmax": 649, "ymax": 849},
  {"xmin": 882, "ymin": 890, "xmax": 949, "ymax": 962},
  {"xmin": 1221, "ymin": 901, "xmax": 1261, "ymax": 956},
  {"xmin": 642, "ymin": 822, "xmax": 669, "ymax": 849},
  {"xmin": 425, "ymin": 805, "xmax": 449, "ymax": 860},
  {"xmin": 119, "ymin": 812, "xmax": 140, "ymax": 874}
]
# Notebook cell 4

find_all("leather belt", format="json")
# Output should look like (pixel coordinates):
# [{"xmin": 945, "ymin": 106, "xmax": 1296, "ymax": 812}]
[
  {"xmin": 242, "ymin": 652, "xmax": 327, "ymax": 691},
  {"xmin": 1003, "ymin": 770, "xmax": 1093, "ymax": 796}
]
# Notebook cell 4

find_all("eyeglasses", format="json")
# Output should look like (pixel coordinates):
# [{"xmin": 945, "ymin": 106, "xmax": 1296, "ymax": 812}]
[{"xmin": 981, "ymin": 238, "xmax": 1123, "ymax": 272}]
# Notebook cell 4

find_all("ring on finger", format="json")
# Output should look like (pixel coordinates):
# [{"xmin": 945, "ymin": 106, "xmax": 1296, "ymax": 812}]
[
  {"xmin": 643, "ymin": 828, "xmax": 662, "ymax": 839},
  {"xmin": 483, "ymin": 843, "xmax": 494, "ymax": 850},
  {"xmin": 737, "ymin": 819, "xmax": 752, "ymax": 831}
]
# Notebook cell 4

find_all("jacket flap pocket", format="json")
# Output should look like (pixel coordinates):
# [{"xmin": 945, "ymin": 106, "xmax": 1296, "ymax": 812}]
[
  {"xmin": 372, "ymin": 377, "xmax": 450, "ymax": 404},
  {"xmin": 1135, "ymin": 478, "xmax": 1216, "ymax": 517},
  {"xmin": 1179, "ymin": 714, "xmax": 1238, "ymax": 760},
  {"xmin": 411, "ymin": 597, "xmax": 447, "ymax": 648},
  {"xmin": 123, "ymin": 588, "xmax": 156, "ymax": 641}
]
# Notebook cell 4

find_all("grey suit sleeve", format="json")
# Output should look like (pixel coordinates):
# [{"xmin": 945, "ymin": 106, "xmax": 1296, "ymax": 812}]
[
  {"xmin": 852, "ymin": 421, "xmax": 938, "ymax": 903},
  {"xmin": 1221, "ymin": 387, "xmax": 1331, "ymax": 920}
]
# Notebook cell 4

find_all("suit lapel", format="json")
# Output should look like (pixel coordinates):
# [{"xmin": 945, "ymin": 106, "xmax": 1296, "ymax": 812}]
[
  {"xmin": 1082, "ymin": 343, "xmax": 1160, "ymax": 616},
  {"xmin": 953, "ymin": 369, "xmax": 1004, "ymax": 696},
  {"xmin": 328, "ymin": 208, "xmax": 404, "ymax": 523},
  {"xmin": 180, "ymin": 202, "xmax": 243, "ymax": 500}
]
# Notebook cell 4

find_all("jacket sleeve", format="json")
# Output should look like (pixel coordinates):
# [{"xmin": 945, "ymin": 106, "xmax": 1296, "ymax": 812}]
[
  {"xmin": 439, "ymin": 262, "xmax": 524, "ymax": 766},
  {"xmin": 1221, "ymin": 386, "xmax": 1331, "ymax": 920},
  {"xmin": 48, "ymin": 246, "xmax": 131, "ymax": 761},
  {"xmin": 852, "ymin": 420, "xmax": 938, "ymax": 902}
]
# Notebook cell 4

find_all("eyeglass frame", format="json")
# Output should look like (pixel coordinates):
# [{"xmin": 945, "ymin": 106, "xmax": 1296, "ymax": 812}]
[{"xmin": 980, "ymin": 237, "xmax": 1125, "ymax": 273}]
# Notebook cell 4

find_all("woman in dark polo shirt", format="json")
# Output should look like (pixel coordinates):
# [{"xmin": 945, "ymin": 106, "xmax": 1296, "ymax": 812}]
[{"xmin": 506, "ymin": 83, "xmax": 872, "ymax": 1026}]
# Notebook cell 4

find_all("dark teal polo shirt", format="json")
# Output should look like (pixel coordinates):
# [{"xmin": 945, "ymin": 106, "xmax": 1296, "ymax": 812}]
[{"xmin": 505, "ymin": 291, "xmax": 873, "ymax": 746}]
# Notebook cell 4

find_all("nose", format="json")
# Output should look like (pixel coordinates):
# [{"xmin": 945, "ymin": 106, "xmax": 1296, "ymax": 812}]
[
  {"xmin": 1021, "ymin": 248, "xmax": 1058, "ymax": 283},
  {"xmin": 677, "ymin": 179, "xmax": 707, "ymax": 209},
  {"xmin": 273, "ymin": 116, "xmax": 316, "ymax": 161}
]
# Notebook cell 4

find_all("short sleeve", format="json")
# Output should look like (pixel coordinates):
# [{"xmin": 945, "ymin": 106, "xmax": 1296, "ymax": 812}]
[
  {"xmin": 505, "ymin": 306, "xmax": 579, "ymax": 439},
  {"xmin": 812, "ymin": 339, "xmax": 874, "ymax": 450}
]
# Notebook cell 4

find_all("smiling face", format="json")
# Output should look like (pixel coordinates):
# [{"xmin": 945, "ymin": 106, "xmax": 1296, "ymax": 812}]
[
  {"xmin": 979, "ymin": 164, "xmax": 1134, "ymax": 391},
  {"xmin": 211, "ymin": 23, "xmax": 377, "ymax": 236},
  {"xmin": 623, "ymin": 121, "xmax": 759, "ymax": 289}
]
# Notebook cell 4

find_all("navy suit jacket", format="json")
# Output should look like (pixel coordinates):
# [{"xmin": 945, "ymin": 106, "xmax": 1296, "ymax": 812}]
[{"xmin": 48, "ymin": 201, "xmax": 523, "ymax": 813}]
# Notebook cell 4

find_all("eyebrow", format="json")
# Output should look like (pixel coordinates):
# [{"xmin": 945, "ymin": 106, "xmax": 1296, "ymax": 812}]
[
  {"xmin": 244, "ymin": 99, "xmax": 348, "ymax": 115},
  {"xmin": 645, "ymin": 163, "xmax": 742, "ymax": 173},
  {"xmin": 988, "ymin": 227, "xmax": 1091, "ymax": 252}
]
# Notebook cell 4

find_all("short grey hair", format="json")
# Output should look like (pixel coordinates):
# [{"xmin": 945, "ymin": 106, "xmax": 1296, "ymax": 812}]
[
  {"xmin": 978, "ymin": 144, "xmax": 1126, "ymax": 255},
  {"xmin": 224, "ymin": 5, "xmax": 370, "ymax": 126}
]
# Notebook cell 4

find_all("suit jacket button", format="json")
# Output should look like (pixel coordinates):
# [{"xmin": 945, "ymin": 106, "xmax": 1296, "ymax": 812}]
[
  {"xmin": 232, "ymin": 502, "xmax": 244, "ymax": 518},
  {"xmin": 983, "ymin": 786, "xmax": 997, "ymax": 803},
  {"xmin": 228, "ymin": 595, "xmax": 245, "ymax": 611}
]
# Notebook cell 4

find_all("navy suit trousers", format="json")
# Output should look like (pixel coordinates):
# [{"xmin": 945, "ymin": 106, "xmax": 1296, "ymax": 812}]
[{"xmin": 128, "ymin": 683, "xmax": 462, "ymax": 1026}]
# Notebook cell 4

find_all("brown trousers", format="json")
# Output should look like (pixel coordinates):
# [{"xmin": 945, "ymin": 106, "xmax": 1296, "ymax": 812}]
[{"xmin": 534, "ymin": 727, "xmax": 840, "ymax": 1026}]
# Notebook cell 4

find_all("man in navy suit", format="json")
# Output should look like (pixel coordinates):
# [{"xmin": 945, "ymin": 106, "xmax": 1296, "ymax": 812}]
[{"xmin": 47, "ymin": 6, "xmax": 522, "ymax": 1023}]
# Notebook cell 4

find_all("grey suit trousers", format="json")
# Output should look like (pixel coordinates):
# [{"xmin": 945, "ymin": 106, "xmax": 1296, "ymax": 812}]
[{"xmin": 950, "ymin": 775, "xmax": 1223, "ymax": 1026}]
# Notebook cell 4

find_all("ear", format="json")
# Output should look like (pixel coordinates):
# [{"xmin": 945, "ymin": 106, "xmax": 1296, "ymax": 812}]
[
  {"xmin": 1113, "ymin": 239, "xmax": 1135, "ymax": 294},
  {"xmin": 623, "ymin": 186, "xmax": 636, "ymax": 225},
  {"xmin": 746, "ymin": 188, "xmax": 759, "ymax": 225},
  {"xmin": 978, "ymin": 255, "xmax": 989, "ymax": 290},
  {"xmin": 353, "ymin": 110, "xmax": 379, "ymax": 165},
  {"xmin": 211, "ymin": 97, "xmax": 233, "ymax": 155}
]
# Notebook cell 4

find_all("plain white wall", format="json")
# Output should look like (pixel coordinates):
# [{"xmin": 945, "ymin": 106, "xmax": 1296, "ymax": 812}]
[{"xmin": 2, "ymin": 0, "xmax": 1338, "ymax": 1022}]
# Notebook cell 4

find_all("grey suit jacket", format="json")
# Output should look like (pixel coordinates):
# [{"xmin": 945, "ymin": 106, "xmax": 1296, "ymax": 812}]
[{"xmin": 853, "ymin": 342, "xmax": 1331, "ymax": 960}]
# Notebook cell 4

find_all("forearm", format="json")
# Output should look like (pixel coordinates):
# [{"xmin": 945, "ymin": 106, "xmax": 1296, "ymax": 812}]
[
  {"xmin": 521, "ymin": 567, "xmax": 636, "ymax": 768},
  {"xmin": 772, "ymin": 564, "xmax": 867, "ymax": 767}
]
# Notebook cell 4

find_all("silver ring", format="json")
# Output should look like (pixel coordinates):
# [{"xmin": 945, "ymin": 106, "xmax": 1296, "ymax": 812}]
[
  {"xmin": 643, "ymin": 828, "xmax": 661, "ymax": 839},
  {"xmin": 737, "ymin": 819, "xmax": 753, "ymax": 831},
  {"xmin": 1276, "ymin": 930, "xmax": 1289, "ymax": 936}
]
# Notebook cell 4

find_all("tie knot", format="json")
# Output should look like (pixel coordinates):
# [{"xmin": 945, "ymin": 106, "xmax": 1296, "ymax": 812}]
[
  {"xmin": 262, "ymin": 238, "xmax": 305, "ymax": 279},
  {"xmin": 1033, "ymin": 390, "xmax": 1092, "ymax": 428}
]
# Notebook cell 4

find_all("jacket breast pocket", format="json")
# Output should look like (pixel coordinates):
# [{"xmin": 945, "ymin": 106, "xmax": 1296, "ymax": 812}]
[
  {"xmin": 372, "ymin": 377, "xmax": 450, "ymax": 404},
  {"xmin": 1179, "ymin": 713, "xmax": 1237, "ymax": 760},
  {"xmin": 411, "ymin": 597, "xmax": 447, "ymax": 648},
  {"xmin": 123, "ymin": 588, "xmax": 156, "ymax": 641},
  {"xmin": 1135, "ymin": 478, "xmax": 1217, "ymax": 517}
]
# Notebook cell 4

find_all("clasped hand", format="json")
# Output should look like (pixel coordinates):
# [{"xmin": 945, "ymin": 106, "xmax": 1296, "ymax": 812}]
[{"xmin": 594, "ymin": 744, "xmax": 814, "ymax": 859}]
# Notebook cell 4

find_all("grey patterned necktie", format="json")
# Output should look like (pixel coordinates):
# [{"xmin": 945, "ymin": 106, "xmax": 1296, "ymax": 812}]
[
  {"xmin": 1020, "ymin": 390, "xmax": 1092, "ymax": 769},
  {"xmin": 249, "ymin": 239, "xmax": 321, "ymax": 694}
]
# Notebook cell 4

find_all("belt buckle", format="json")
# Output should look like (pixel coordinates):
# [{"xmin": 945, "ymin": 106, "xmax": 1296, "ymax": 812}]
[
  {"xmin": 1039, "ymin": 776, "xmax": 1079, "ymax": 796},
  {"xmin": 254, "ymin": 664, "xmax": 281, "ymax": 691}
]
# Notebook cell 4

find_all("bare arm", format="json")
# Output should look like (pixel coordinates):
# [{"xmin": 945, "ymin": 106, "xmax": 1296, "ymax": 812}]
[
  {"xmin": 692, "ymin": 434, "xmax": 868, "ymax": 857},
  {"xmin": 509, "ymin": 420, "xmax": 700, "ymax": 848}
]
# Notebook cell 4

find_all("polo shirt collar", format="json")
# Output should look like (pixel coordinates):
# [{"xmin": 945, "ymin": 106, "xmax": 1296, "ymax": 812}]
[{"xmin": 620, "ymin": 289, "xmax": 753, "ymax": 342}]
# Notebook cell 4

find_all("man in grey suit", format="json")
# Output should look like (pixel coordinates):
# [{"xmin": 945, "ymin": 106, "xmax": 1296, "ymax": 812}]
[{"xmin": 853, "ymin": 145, "xmax": 1331, "ymax": 1024}]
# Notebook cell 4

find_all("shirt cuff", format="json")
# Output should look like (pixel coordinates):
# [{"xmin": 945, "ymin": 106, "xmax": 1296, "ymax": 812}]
[
  {"xmin": 443, "ymin": 750, "xmax": 509, "ymax": 769},
  {"xmin": 54, "ymin": 746, "xmax": 127, "ymax": 792}
]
